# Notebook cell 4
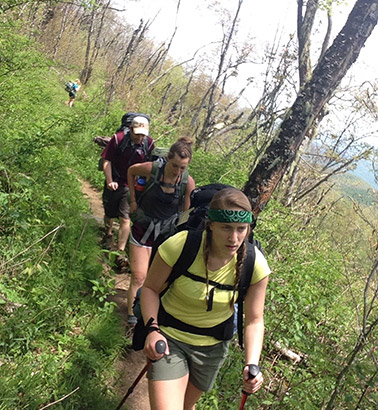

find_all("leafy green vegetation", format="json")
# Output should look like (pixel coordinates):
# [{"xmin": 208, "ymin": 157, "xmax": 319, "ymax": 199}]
[
  {"xmin": 199, "ymin": 198, "xmax": 376, "ymax": 409},
  {"xmin": 0, "ymin": 23, "xmax": 124, "ymax": 409}
]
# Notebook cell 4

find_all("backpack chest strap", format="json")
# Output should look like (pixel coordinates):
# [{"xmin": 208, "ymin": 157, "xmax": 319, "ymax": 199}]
[
  {"xmin": 160, "ymin": 181, "xmax": 176, "ymax": 189},
  {"xmin": 159, "ymin": 170, "xmax": 185, "ymax": 200},
  {"xmin": 181, "ymin": 271, "xmax": 234, "ymax": 311},
  {"xmin": 182, "ymin": 271, "xmax": 234, "ymax": 291}
]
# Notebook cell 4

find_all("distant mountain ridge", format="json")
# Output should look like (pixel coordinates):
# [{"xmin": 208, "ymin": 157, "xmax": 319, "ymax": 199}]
[
  {"xmin": 351, "ymin": 158, "xmax": 377, "ymax": 189},
  {"xmin": 334, "ymin": 172, "xmax": 377, "ymax": 206}
]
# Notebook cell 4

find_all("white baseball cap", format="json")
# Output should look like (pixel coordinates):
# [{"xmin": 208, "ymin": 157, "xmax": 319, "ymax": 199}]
[{"xmin": 131, "ymin": 116, "xmax": 149, "ymax": 136}]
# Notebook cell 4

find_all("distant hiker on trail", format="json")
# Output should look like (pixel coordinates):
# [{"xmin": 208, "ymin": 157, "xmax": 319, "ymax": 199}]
[
  {"xmin": 65, "ymin": 79, "xmax": 81, "ymax": 107},
  {"xmin": 126, "ymin": 137, "xmax": 195, "ymax": 326},
  {"xmin": 140, "ymin": 188, "xmax": 270, "ymax": 409},
  {"xmin": 101, "ymin": 115, "xmax": 155, "ymax": 270}
]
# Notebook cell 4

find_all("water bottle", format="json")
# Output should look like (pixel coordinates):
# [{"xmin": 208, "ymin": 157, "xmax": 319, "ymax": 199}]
[
  {"xmin": 135, "ymin": 177, "xmax": 146, "ymax": 192},
  {"xmin": 135, "ymin": 177, "xmax": 146, "ymax": 201}
]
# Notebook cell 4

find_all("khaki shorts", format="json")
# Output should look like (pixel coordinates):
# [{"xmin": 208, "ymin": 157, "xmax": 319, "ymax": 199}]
[{"xmin": 147, "ymin": 333, "xmax": 230, "ymax": 392}]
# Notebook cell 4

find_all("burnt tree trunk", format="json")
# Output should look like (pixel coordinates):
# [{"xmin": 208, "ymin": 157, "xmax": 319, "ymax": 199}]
[
  {"xmin": 244, "ymin": 0, "xmax": 378, "ymax": 217},
  {"xmin": 284, "ymin": 1, "xmax": 334, "ymax": 205}
]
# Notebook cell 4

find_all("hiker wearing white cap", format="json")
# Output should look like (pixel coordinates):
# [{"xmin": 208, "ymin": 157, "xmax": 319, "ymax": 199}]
[{"xmin": 101, "ymin": 114, "xmax": 155, "ymax": 269}]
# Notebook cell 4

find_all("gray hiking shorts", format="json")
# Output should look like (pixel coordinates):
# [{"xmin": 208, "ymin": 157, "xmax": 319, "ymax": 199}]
[{"xmin": 147, "ymin": 333, "xmax": 230, "ymax": 392}]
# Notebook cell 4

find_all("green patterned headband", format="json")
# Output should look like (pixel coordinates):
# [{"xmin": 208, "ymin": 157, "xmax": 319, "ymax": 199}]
[{"xmin": 208, "ymin": 209, "xmax": 253, "ymax": 223}]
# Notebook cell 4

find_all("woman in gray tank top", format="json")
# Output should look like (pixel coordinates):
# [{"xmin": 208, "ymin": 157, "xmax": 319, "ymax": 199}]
[{"xmin": 126, "ymin": 137, "xmax": 195, "ymax": 326}]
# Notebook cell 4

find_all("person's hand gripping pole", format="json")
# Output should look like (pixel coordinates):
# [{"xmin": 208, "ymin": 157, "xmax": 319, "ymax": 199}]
[
  {"xmin": 238, "ymin": 364, "xmax": 261, "ymax": 410},
  {"xmin": 144, "ymin": 320, "xmax": 170, "ymax": 361}
]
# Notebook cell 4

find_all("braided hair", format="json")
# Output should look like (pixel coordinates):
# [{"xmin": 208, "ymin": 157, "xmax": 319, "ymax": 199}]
[{"xmin": 204, "ymin": 188, "xmax": 251, "ymax": 308}]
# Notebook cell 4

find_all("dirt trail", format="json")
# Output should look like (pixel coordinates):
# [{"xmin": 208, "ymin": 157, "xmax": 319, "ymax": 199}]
[{"xmin": 81, "ymin": 180, "xmax": 150, "ymax": 410}]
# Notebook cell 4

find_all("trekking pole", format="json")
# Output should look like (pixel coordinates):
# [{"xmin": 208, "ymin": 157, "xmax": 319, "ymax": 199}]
[
  {"xmin": 238, "ymin": 364, "xmax": 260, "ymax": 410},
  {"xmin": 115, "ymin": 340, "xmax": 166, "ymax": 410}
]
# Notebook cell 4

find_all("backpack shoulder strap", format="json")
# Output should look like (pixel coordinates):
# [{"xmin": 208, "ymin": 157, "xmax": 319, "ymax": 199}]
[
  {"xmin": 141, "ymin": 137, "xmax": 150, "ymax": 158},
  {"xmin": 146, "ymin": 138, "xmax": 155, "ymax": 160},
  {"xmin": 113, "ymin": 132, "xmax": 119, "ymax": 148},
  {"xmin": 150, "ymin": 159, "xmax": 162, "ymax": 183},
  {"xmin": 238, "ymin": 241, "xmax": 256, "ymax": 295},
  {"xmin": 178, "ymin": 169, "xmax": 189, "ymax": 204},
  {"xmin": 137, "ymin": 160, "xmax": 163, "ymax": 205},
  {"xmin": 167, "ymin": 230, "xmax": 203, "ymax": 287},
  {"xmin": 254, "ymin": 239, "xmax": 265, "ymax": 256},
  {"xmin": 118, "ymin": 130, "xmax": 131, "ymax": 152},
  {"xmin": 237, "ymin": 240, "xmax": 257, "ymax": 349}
]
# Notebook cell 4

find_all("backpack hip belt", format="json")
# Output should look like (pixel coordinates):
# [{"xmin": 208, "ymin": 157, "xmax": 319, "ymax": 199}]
[{"xmin": 158, "ymin": 303, "xmax": 235, "ymax": 341}]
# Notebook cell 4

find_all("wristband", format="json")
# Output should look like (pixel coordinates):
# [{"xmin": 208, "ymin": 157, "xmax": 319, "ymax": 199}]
[
  {"xmin": 147, "ymin": 326, "xmax": 160, "ymax": 335},
  {"xmin": 146, "ymin": 317, "xmax": 160, "ymax": 334}
]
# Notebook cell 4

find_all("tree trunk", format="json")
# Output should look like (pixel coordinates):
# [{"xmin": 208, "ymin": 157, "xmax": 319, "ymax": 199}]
[
  {"xmin": 84, "ymin": 0, "xmax": 111, "ymax": 85},
  {"xmin": 243, "ymin": 0, "xmax": 378, "ymax": 217},
  {"xmin": 106, "ymin": 20, "xmax": 148, "ymax": 105},
  {"xmin": 193, "ymin": 0, "xmax": 244, "ymax": 149},
  {"xmin": 297, "ymin": 0, "xmax": 319, "ymax": 86},
  {"xmin": 53, "ymin": 3, "xmax": 69, "ymax": 60},
  {"xmin": 80, "ymin": 6, "xmax": 96, "ymax": 85},
  {"xmin": 282, "ymin": 0, "xmax": 330, "ymax": 206}
]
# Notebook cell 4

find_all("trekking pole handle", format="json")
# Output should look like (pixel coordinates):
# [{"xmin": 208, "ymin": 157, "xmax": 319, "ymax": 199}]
[
  {"xmin": 241, "ymin": 364, "xmax": 261, "ymax": 396},
  {"xmin": 155, "ymin": 340, "xmax": 166, "ymax": 354}
]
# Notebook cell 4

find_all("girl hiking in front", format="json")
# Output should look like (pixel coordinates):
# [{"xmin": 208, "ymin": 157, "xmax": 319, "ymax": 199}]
[{"xmin": 141, "ymin": 187, "xmax": 271, "ymax": 410}]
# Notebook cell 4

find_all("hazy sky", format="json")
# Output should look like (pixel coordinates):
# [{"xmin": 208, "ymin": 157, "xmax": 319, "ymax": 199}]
[
  {"xmin": 122, "ymin": 0, "xmax": 297, "ymax": 58},
  {"xmin": 117, "ymin": 0, "xmax": 377, "ymax": 74},
  {"xmin": 114, "ymin": 0, "xmax": 377, "ymax": 147}
]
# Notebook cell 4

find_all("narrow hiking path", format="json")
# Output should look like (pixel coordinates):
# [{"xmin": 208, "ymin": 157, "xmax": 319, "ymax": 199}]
[{"xmin": 80, "ymin": 180, "xmax": 150, "ymax": 410}]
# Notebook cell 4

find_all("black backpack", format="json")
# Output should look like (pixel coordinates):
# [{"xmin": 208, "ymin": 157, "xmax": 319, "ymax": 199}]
[
  {"xmin": 115, "ymin": 112, "xmax": 150, "ymax": 133},
  {"xmin": 131, "ymin": 183, "xmax": 264, "ymax": 351},
  {"xmin": 141, "ymin": 183, "xmax": 233, "ymax": 251}
]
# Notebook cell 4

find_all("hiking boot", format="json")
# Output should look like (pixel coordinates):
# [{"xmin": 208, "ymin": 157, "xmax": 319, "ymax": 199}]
[
  {"xmin": 114, "ymin": 254, "xmax": 128, "ymax": 271},
  {"xmin": 127, "ymin": 314, "xmax": 138, "ymax": 327},
  {"xmin": 101, "ymin": 234, "xmax": 113, "ymax": 250}
]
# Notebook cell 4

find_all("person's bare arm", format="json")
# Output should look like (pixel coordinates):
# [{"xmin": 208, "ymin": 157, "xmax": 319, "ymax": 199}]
[
  {"xmin": 103, "ymin": 159, "xmax": 118, "ymax": 190},
  {"xmin": 243, "ymin": 276, "xmax": 269, "ymax": 394}
]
